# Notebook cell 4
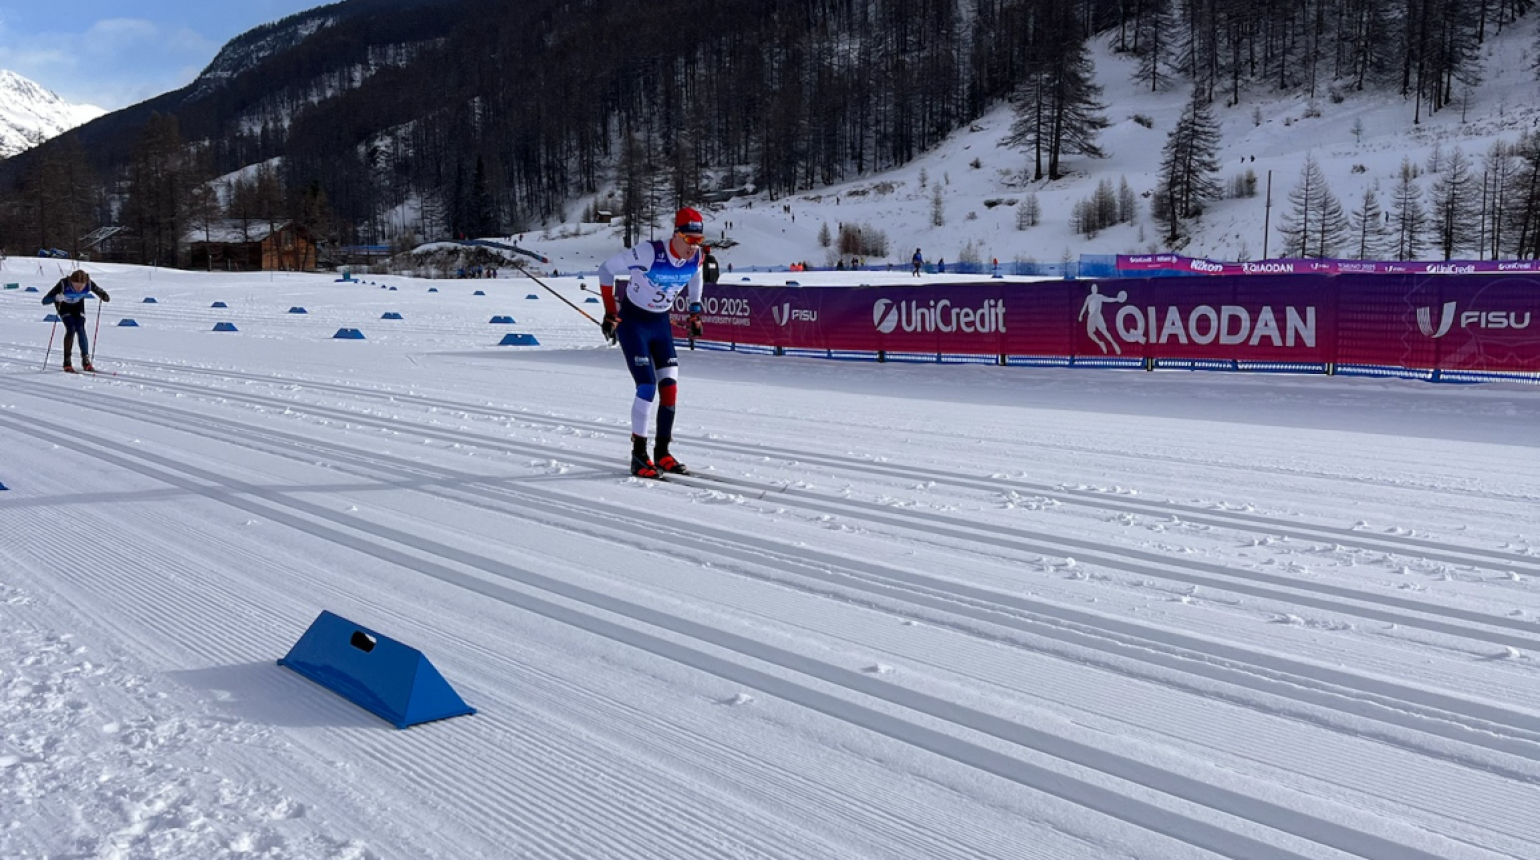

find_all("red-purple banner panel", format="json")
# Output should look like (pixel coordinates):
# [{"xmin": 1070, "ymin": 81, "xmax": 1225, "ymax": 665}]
[
  {"xmin": 1066, "ymin": 276, "xmax": 1336, "ymax": 362},
  {"xmin": 676, "ymin": 275, "xmax": 1539, "ymax": 374},
  {"xmin": 1334, "ymin": 274, "xmax": 1540, "ymax": 372}
]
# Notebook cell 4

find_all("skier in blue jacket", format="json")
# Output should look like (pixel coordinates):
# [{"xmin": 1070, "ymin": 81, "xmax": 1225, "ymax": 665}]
[
  {"xmin": 596, "ymin": 207, "xmax": 707, "ymax": 478},
  {"xmin": 42, "ymin": 270, "xmax": 110, "ymax": 372}
]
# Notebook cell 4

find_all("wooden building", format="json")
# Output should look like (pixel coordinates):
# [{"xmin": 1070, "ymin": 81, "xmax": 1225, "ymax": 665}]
[{"xmin": 185, "ymin": 221, "xmax": 317, "ymax": 271}]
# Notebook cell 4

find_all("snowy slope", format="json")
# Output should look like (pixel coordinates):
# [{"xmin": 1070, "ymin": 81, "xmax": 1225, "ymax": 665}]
[
  {"xmin": 526, "ymin": 15, "xmax": 1540, "ymax": 274},
  {"xmin": 2, "ymin": 261, "xmax": 1538, "ymax": 859},
  {"xmin": 0, "ymin": 70, "xmax": 104, "ymax": 158}
]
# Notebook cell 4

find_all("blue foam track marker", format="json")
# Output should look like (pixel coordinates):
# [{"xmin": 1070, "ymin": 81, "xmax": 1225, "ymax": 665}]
[
  {"xmin": 289, "ymin": 307, "xmax": 308, "ymax": 314},
  {"xmin": 142, "ymin": 297, "xmax": 157, "ymax": 303},
  {"xmin": 211, "ymin": 301, "xmax": 228, "ymax": 308},
  {"xmin": 278, "ymin": 610, "xmax": 476, "ymax": 729},
  {"xmin": 498, "ymin": 333, "xmax": 540, "ymax": 346},
  {"xmin": 333, "ymin": 328, "xmax": 366, "ymax": 340},
  {"xmin": 43, "ymin": 314, "xmax": 59, "ymax": 322},
  {"xmin": 473, "ymin": 290, "xmax": 486, "ymax": 296},
  {"xmin": 380, "ymin": 312, "xmax": 403, "ymax": 320},
  {"xmin": 213, "ymin": 322, "xmax": 238, "ymax": 332},
  {"xmin": 118, "ymin": 319, "xmax": 139, "ymax": 327},
  {"xmin": 489, "ymin": 316, "xmax": 516, "ymax": 324}
]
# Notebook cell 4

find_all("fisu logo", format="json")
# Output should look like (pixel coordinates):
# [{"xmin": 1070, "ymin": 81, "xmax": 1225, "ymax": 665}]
[
  {"xmin": 772, "ymin": 303, "xmax": 817, "ymax": 325},
  {"xmin": 1416, "ymin": 301, "xmax": 1457, "ymax": 339}
]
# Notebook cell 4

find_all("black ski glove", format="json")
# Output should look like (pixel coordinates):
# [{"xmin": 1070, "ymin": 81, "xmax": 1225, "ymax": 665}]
[{"xmin": 601, "ymin": 312, "xmax": 620, "ymax": 342}]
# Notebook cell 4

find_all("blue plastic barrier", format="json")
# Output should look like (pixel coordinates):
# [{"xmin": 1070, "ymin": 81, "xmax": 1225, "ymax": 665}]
[
  {"xmin": 213, "ymin": 322, "xmax": 238, "ymax": 332},
  {"xmin": 334, "ymin": 328, "xmax": 366, "ymax": 340},
  {"xmin": 278, "ymin": 610, "xmax": 476, "ymax": 729},
  {"xmin": 381, "ymin": 312, "xmax": 403, "ymax": 320},
  {"xmin": 428, "ymin": 288, "xmax": 439, "ymax": 293},
  {"xmin": 585, "ymin": 297, "xmax": 599, "ymax": 303},
  {"xmin": 3, "ymin": 282, "xmax": 18, "ymax": 289},
  {"xmin": 473, "ymin": 290, "xmax": 486, "ymax": 296},
  {"xmin": 118, "ymin": 319, "xmax": 139, "ymax": 327},
  {"xmin": 0, "ymin": 480, "xmax": 7, "ymax": 490},
  {"xmin": 489, "ymin": 315, "xmax": 516, "ymax": 324},
  {"xmin": 43, "ymin": 314, "xmax": 59, "ymax": 322},
  {"xmin": 525, "ymin": 294, "xmax": 538, "ymax": 300},
  {"xmin": 142, "ymin": 297, "xmax": 157, "ymax": 303},
  {"xmin": 25, "ymin": 286, "xmax": 38, "ymax": 292},
  {"xmin": 211, "ymin": 301, "xmax": 228, "ymax": 308},
  {"xmin": 289, "ymin": 307, "xmax": 308, "ymax": 314},
  {"xmin": 498, "ymin": 333, "xmax": 540, "ymax": 346}
]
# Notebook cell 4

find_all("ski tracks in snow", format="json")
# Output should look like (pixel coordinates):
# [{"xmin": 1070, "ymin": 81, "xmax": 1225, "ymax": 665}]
[{"xmin": 3, "ymin": 365, "xmax": 1540, "ymax": 859}]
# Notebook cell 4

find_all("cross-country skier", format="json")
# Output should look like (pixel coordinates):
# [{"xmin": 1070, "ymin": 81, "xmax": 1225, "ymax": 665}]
[
  {"xmin": 597, "ymin": 206, "xmax": 707, "ymax": 478},
  {"xmin": 42, "ymin": 270, "xmax": 110, "ymax": 372}
]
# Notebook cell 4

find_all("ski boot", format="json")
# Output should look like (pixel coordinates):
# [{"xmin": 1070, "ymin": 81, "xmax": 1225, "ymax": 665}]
[
  {"xmin": 82, "ymin": 356, "xmax": 95, "ymax": 372},
  {"xmin": 630, "ymin": 434, "xmax": 659, "ymax": 479},
  {"xmin": 62, "ymin": 362, "xmax": 77, "ymax": 374},
  {"xmin": 653, "ymin": 438, "xmax": 690, "ymax": 475}
]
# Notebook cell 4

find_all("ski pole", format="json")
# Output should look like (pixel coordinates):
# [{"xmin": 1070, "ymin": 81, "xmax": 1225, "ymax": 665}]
[
  {"xmin": 92, "ymin": 295, "xmax": 103, "ymax": 361},
  {"xmin": 42, "ymin": 317, "xmax": 58, "ymax": 372},
  {"xmin": 511, "ymin": 261, "xmax": 604, "ymax": 327}
]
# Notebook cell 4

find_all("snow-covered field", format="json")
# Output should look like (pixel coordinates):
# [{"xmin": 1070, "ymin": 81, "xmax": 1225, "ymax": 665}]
[{"xmin": 2, "ymin": 261, "xmax": 1539, "ymax": 860}]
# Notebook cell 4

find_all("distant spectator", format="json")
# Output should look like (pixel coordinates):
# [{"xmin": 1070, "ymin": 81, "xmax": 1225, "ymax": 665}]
[{"xmin": 911, "ymin": 248, "xmax": 923, "ymax": 277}]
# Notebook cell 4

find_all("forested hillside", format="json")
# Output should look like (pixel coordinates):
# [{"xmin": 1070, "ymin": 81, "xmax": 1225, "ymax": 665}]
[{"xmin": 1, "ymin": 0, "xmax": 1536, "ymax": 263}]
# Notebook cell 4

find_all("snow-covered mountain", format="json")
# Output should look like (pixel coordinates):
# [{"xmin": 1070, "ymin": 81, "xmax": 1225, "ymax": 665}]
[{"xmin": 0, "ymin": 70, "xmax": 104, "ymax": 158}]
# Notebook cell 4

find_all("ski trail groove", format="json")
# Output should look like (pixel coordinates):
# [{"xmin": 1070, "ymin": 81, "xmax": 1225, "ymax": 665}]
[{"xmin": 0, "ymin": 406, "xmax": 1515, "ymax": 860}]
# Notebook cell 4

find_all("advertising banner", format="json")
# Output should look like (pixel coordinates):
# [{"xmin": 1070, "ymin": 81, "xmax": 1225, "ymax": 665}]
[
  {"xmin": 676, "ymin": 274, "xmax": 1539, "ymax": 375},
  {"xmin": 1114, "ymin": 254, "xmax": 1540, "ymax": 277}
]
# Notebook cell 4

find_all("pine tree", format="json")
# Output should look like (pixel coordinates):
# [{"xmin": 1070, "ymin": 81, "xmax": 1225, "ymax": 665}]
[
  {"xmin": 1155, "ymin": 87, "xmax": 1222, "ymax": 244},
  {"xmin": 1016, "ymin": 193, "xmax": 1041, "ymax": 230},
  {"xmin": 1428, "ymin": 146, "xmax": 1477, "ymax": 259},
  {"xmin": 931, "ymin": 183, "xmax": 945, "ymax": 227},
  {"xmin": 1478, "ymin": 140, "xmax": 1515, "ymax": 259},
  {"xmin": 20, "ymin": 133, "xmax": 97, "ymax": 257},
  {"xmin": 120, "ymin": 113, "xmax": 195, "ymax": 266},
  {"xmin": 1132, "ymin": 0, "xmax": 1181, "ymax": 92},
  {"xmin": 1389, "ymin": 157, "xmax": 1428, "ymax": 260},
  {"xmin": 1117, "ymin": 176, "xmax": 1138, "ymax": 224},
  {"xmin": 1005, "ymin": 12, "xmax": 1107, "ymax": 181},
  {"xmin": 1276, "ymin": 154, "xmax": 1349, "ymax": 258},
  {"xmin": 1509, "ymin": 132, "xmax": 1540, "ymax": 258},
  {"xmin": 1348, "ymin": 182, "xmax": 1391, "ymax": 260}
]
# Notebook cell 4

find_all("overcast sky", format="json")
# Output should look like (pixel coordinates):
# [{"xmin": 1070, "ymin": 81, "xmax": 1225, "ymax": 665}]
[{"xmin": 0, "ymin": 1, "xmax": 322, "ymax": 110}]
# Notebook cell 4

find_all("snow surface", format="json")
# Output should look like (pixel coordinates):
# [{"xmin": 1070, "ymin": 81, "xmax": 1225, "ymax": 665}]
[{"xmin": 2, "ymin": 258, "xmax": 1539, "ymax": 859}]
